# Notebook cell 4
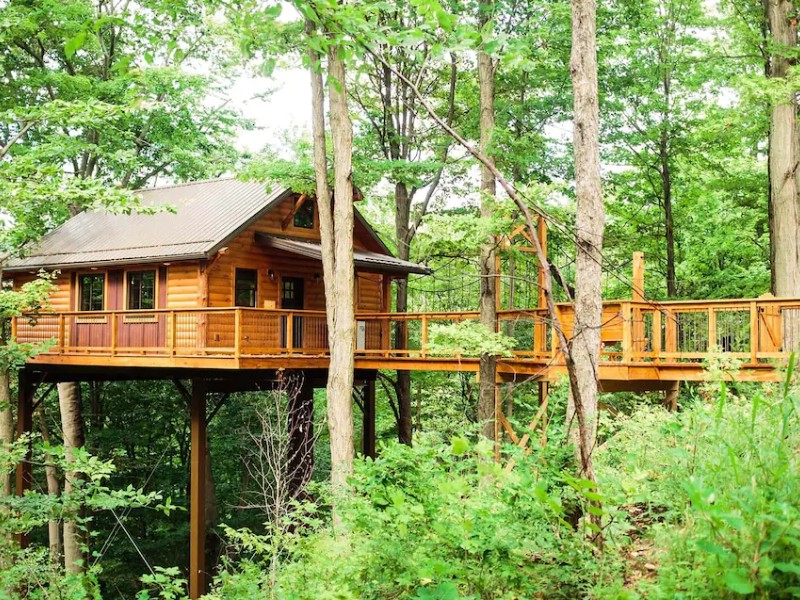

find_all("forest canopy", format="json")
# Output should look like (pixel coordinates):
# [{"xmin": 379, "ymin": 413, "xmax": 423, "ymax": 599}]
[{"xmin": 1, "ymin": 0, "xmax": 799, "ymax": 598}]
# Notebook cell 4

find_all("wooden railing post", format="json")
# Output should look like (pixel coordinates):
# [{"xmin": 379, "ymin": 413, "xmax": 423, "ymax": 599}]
[
  {"xmin": 110, "ymin": 312, "xmax": 118, "ymax": 356},
  {"xmin": 707, "ymin": 307, "xmax": 717, "ymax": 352},
  {"xmin": 382, "ymin": 316, "xmax": 390, "ymax": 358},
  {"xmin": 234, "ymin": 309, "xmax": 242, "ymax": 358},
  {"xmin": 652, "ymin": 309, "xmax": 662, "ymax": 363},
  {"xmin": 421, "ymin": 315, "xmax": 428, "ymax": 358},
  {"xmin": 750, "ymin": 301, "xmax": 758, "ymax": 364},
  {"xmin": 58, "ymin": 314, "xmax": 65, "ymax": 354},
  {"xmin": 170, "ymin": 311, "xmax": 177, "ymax": 356},
  {"xmin": 622, "ymin": 302, "xmax": 633, "ymax": 363},
  {"xmin": 10, "ymin": 315, "xmax": 17, "ymax": 342},
  {"xmin": 287, "ymin": 312, "xmax": 294, "ymax": 355}
]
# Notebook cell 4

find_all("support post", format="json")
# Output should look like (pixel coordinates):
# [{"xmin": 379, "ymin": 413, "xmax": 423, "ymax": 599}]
[
  {"xmin": 15, "ymin": 369, "xmax": 34, "ymax": 547},
  {"xmin": 632, "ymin": 251, "xmax": 645, "ymax": 302},
  {"xmin": 287, "ymin": 380, "xmax": 315, "ymax": 499},
  {"xmin": 664, "ymin": 381, "xmax": 679, "ymax": 412},
  {"xmin": 361, "ymin": 380, "xmax": 376, "ymax": 459},
  {"xmin": 537, "ymin": 216, "xmax": 548, "ymax": 309},
  {"xmin": 189, "ymin": 379, "xmax": 207, "ymax": 600}
]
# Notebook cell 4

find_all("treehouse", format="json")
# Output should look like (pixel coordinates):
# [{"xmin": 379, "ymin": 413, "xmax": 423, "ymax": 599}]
[
  {"xmin": 5, "ymin": 178, "xmax": 429, "ymax": 367},
  {"xmin": 7, "ymin": 177, "xmax": 800, "ymax": 597}
]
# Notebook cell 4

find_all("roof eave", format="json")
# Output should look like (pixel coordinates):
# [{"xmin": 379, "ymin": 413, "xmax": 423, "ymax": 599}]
[{"xmin": 3, "ymin": 253, "xmax": 210, "ymax": 274}]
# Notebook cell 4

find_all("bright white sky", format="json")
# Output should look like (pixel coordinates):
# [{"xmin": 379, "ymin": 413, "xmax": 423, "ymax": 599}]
[{"xmin": 228, "ymin": 67, "xmax": 312, "ymax": 154}]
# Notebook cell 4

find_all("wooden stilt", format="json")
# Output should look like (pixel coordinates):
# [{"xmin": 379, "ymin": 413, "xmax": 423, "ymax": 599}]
[
  {"xmin": 15, "ymin": 369, "xmax": 33, "ymax": 548},
  {"xmin": 287, "ymin": 381, "xmax": 315, "ymax": 498},
  {"xmin": 189, "ymin": 379, "xmax": 207, "ymax": 600},
  {"xmin": 664, "ymin": 381, "xmax": 679, "ymax": 412},
  {"xmin": 361, "ymin": 380, "xmax": 376, "ymax": 459}
]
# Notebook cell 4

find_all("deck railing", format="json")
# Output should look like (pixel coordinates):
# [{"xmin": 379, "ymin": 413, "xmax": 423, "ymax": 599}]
[{"xmin": 12, "ymin": 297, "xmax": 800, "ymax": 364}]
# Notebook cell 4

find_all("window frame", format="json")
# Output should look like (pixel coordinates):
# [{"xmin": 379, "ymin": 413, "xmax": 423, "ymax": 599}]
[
  {"xmin": 234, "ymin": 268, "xmax": 258, "ymax": 308},
  {"xmin": 78, "ymin": 273, "xmax": 106, "ymax": 312},
  {"xmin": 126, "ymin": 269, "xmax": 157, "ymax": 311},
  {"xmin": 292, "ymin": 198, "xmax": 316, "ymax": 230}
]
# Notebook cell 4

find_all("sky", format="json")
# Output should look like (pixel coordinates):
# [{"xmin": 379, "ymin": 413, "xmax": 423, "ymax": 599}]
[{"xmin": 228, "ymin": 67, "xmax": 312, "ymax": 154}]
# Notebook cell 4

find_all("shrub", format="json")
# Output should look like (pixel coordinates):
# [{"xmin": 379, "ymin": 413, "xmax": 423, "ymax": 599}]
[{"xmin": 211, "ymin": 434, "xmax": 619, "ymax": 599}]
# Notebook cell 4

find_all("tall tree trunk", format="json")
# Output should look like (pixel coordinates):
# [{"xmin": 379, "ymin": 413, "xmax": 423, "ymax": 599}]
[
  {"xmin": 395, "ymin": 182, "xmax": 413, "ymax": 445},
  {"xmin": 569, "ymin": 0, "xmax": 604, "ymax": 482},
  {"xmin": 306, "ymin": 19, "xmax": 355, "ymax": 494},
  {"xmin": 324, "ymin": 47, "xmax": 356, "ymax": 490},
  {"xmin": 660, "ymin": 72, "xmax": 677, "ymax": 297},
  {"xmin": 0, "ymin": 370, "xmax": 14, "ymax": 559},
  {"xmin": 58, "ymin": 381, "xmax": 85, "ymax": 573},
  {"xmin": 477, "ymin": 0, "xmax": 498, "ymax": 440},
  {"xmin": 37, "ymin": 406, "xmax": 63, "ymax": 563},
  {"xmin": 767, "ymin": 0, "xmax": 800, "ymax": 296},
  {"xmin": 0, "ymin": 371, "xmax": 12, "ymax": 499}
]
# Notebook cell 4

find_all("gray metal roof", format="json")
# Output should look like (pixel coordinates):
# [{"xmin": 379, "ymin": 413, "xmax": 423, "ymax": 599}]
[
  {"xmin": 4, "ymin": 178, "xmax": 421, "ymax": 274},
  {"xmin": 5, "ymin": 178, "xmax": 293, "ymax": 272},
  {"xmin": 256, "ymin": 233, "xmax": 431, "ymax": 275}
]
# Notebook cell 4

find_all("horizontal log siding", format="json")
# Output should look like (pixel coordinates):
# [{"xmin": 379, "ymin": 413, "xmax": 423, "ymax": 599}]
[{"xmin": 206, "ymin": 195, "xmax": 387, "ymax": 312}]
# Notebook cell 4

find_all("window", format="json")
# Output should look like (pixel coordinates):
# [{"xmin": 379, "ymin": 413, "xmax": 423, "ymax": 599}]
[
  {"xmin": 127, "ymin": 270, "xmax": 156, "ymax": 310},
  {"xmin": 79, "ymin": 274, "xmax": 105, "ymax": 311},
  {"xmin": 293, "ymin": 199, "xmax": 315, "ymax": 229},
  {"xmin": 235, "ymin": 269, "xmax": 258, "ymax": 307}
]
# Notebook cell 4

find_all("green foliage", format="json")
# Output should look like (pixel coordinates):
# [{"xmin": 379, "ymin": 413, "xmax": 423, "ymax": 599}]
[
  {"xmin": 0, "ymin": 437, "xmax": 177, "ymax": 596},
  {"xmin": 137, "ymin": 567, "xmax": 188, "ymax": 600},
  {"xmin": 596, "ymin": 371, "xmax": 800, "ymax": 598},
  {"xmin": 0, "ymin": 0, "xmax": 245, "ymax": 252},
  {"xmin": 427, "ymin": 319, "xmax": 515, "ymax": 357},
  {"xmin": 210, "ymin": 434, "xmax": 612, "ymax": 599}
]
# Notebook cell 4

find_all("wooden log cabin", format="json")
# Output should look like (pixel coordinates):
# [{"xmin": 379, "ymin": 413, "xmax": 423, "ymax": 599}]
[
  {"xmin": 7, "ymin": 177, "xmax": 800, "ymax": 596},
  {"xmin": 6, "ymin": 178, "xmax": 428, "ymax": 362}
]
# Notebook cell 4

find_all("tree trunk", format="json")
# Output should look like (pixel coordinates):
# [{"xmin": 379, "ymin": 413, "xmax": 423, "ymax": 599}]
[
  {"xmin": 569, "ymin": 0, "xmax": 604, "ymax": 482},
  {"xmin": 324, "ymin": 46, "xmax": 357, "ymax": 490},
  {"xmin": 395, "ymin": 182, "xmax": 413, "ymax": 445},
  {"xmin": 660, "ymin": 113, "xmax": 676, "ymax": 297},
  {"xmin": 0, "ymin": 369, "xmax": 13, "ymax": 558},
  {"xmin": 58, "ymin": 381, "xmax": 85, "ymax": 574},
  {"xmin": 307, "ymin": 20, "xmax": 355, "ymax": 494},
  {"xmin": 767, "ymin": 0, "xmax": 800, "ymax": 296},
  {"xmin": 0, "ymin": 371, "xmax": 12, "ymax": 499},
  {"xmin": 37, "ymin": 406, "xmax": 63, "ymax": 563},
  {"xmin": 477, "ymin": 0, "xmax": 498, "ymax": 441}
]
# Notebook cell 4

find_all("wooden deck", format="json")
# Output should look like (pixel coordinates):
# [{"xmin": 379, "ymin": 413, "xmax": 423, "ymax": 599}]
[{"xmin": 13, "ymin": 297, "xmax": 800, "ymax": 384}]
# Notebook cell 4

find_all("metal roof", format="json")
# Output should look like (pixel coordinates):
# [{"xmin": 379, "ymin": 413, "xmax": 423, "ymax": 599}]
[
  {"xmin": 256, "ymin": 233, "xmax": 431, "ymax": 275},
  {"xmin": 4, "ymin": 178, "xmax": 421, "ymax": 274}
]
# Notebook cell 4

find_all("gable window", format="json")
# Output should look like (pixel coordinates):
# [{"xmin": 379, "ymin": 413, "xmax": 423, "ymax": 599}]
[
  {"xmin": 127, "ymin": 270, "xmax": 156, "ymax": 310},
  {"xmin": 293, "ymin": 199, "xmax": 315, "ymax": 229},
  {"xmin": 79, "ymin": 274, "xmax": 105, "ymax": 311},
  {"xmin": 235, "ymin": 268, "xmax": 258, "ymax": 307}
]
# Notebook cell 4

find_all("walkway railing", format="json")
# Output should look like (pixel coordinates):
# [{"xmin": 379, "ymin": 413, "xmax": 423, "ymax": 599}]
[{"xmin": 12, "ymin": 297, "xmax": 800, "ymax": 365}]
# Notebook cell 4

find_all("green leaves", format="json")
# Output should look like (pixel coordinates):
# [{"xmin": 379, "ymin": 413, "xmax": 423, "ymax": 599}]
[
  {"xmin": 724, "ymin": 569, "xmax": 756, "ymax": 595},
  {"xmin": 64, "ymin": 29, "xmax": 87, "ymax": 59},
  {"xmin": 427, "ymin": 320, "xmax": 515, "ymax": 358},
  {"xmin": 450, "ymin": 435, "xmax": 469, "ymax": 456}
]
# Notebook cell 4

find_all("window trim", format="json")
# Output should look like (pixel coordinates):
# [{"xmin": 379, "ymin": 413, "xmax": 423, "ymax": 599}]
[
  {"xmin": 234, "ymin": 268, "xmax": 258, "ymax": 308},
  {"xmin": 292, "ymin": 198, "xmax": 316, "ymax": 230},
  {"xmin": 125, "ymin": 269, "xmax": 158, "ymax": 311},
  {"xmin": 77, "ymin": 272, "xmax": 106, "ymax": 312}
]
